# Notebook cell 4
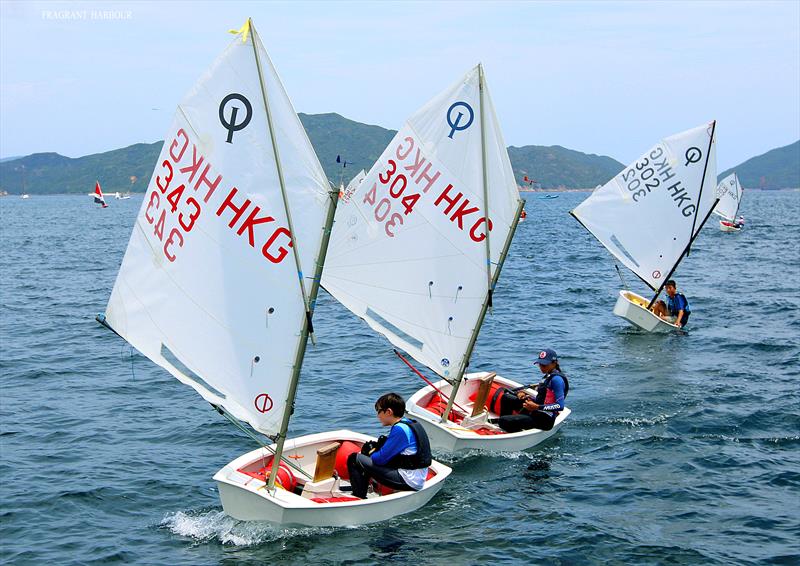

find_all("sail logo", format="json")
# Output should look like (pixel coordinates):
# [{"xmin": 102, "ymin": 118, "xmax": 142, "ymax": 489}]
[
  {"xmin": 446, "ymin": 102, "xmax": 474, "ymax": 139},
  {"xmin": 254, "ymin": 393, "xmax": 274, "ymax": 413},
  {"xmin": 219, "ymin": 93, "xmax": 253, "ymax": 143}
]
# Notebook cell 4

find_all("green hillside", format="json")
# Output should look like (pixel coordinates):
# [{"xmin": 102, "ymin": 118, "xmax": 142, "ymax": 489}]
[
  {"xmin": 508, "ymin": 145, "xmax": 623, "ymax": 189},
  {"xmin": 0, "ymin": 112, "xmax": 636, "ymax": 194},
  {"xmin": 718, "ymin": 140, "xmax": 799, "ymax": 189}
]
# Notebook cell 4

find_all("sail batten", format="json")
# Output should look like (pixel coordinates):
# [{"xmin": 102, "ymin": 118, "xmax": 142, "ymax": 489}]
[
  {"xmin": 572, "ymin": 122, "xmax": 718, "ymax": 290},
  {"xmin": 323, "ymin": 65, "xmax": 521, "ymax": 378},
  {"xmin": 103, "ymin": 22, "xmax": 333, "ymax": 437}
]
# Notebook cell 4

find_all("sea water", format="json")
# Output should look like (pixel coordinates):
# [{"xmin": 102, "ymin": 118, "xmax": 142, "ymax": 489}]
[{"xmin": 1, "ymin": 191, "xmax": 798, "ymax": 564}]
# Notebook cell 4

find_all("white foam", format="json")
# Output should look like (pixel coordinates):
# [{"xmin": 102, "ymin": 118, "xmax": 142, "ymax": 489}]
[{"xmin": 160, "ymin": 510, "xmax": 343, "ymax": 547}]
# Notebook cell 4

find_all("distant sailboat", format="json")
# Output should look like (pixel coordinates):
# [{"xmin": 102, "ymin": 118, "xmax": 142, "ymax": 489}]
[
  {"xmin": 571, "ymin": 122, "xmax": 719, "ymax": 332},
  {"xmin": 93, "ymin": 182, "xmax": 108, "ymax": 208},
  {"xmin": 714, "ymin": 172, "xmax": 744, "ymax": 231},
  {"xmin": 96, "ymin": 19, "xmax": 449, "ymax": 527},
  {"xmin": 323, "ymin": 64, "xmax": 569, "ymax": 453}
]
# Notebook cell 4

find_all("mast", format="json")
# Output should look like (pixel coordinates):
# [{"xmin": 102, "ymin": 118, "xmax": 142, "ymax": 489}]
[
  {"xmin": 733, "ymin": 173, "xmax": 742, "ymax": 219},
  {"xmin": 478, "ymin": 64, "xmax": 494, "ymax": 313},
  {"xmin": 248, "ymin": 21, "xmax": 339, "ymax": 490},
  {"xmin": 687, "ymin": 120, "xmax": 716, "ymax": 255},
  {"xmin": 440, "ymin": 197, "xmax": 524, "ymax": 422}
]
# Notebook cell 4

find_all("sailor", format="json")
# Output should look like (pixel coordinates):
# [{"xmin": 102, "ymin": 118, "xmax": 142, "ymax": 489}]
[
  {"xmin": 652, "ymin": 279, "xmax": 691, "ymax": 327},
  {"xmin": 497, "ymin": 348, "xmax": 568, "ymax": 433},
  {"xmin": 346, "ymin": 392, "xmax": 432, "ymax": 498}
]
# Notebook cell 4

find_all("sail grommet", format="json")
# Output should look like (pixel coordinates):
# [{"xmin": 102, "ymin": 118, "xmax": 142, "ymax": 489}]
[
  {"xmin": 454, "ymin": 285, "xmax": 462, "ymax": 303},
  {"xmin": 447, "ymin": 316, "xmax": 454, "ymax": 334},
  {"xmin": 428, "ymin": 281, "xmax": 434, "ymax": 298}
]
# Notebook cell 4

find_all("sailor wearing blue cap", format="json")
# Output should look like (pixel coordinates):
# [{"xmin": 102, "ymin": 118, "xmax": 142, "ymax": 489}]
[{"xmin": 497, "ymin": 348, "xmax": 569, "ymax": 433}]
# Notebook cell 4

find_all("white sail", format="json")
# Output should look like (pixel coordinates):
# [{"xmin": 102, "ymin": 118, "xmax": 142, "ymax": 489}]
[
  {"xmin": 713, "ymin": 172, "xmax": 742, "ymax": 221},
  {"xmin": 339, "ymin": 169, "xmax": 366, "ymax": 203},
  {"xmin": 322, "ymin": 65, "xmax": 521, "ymax": 378},
  {"xmin": 103, "ymin": 24, "xmax": 333, "ymax": 436},
  {"xmin": 572, "ymin": 122, "xmax": 718, "ymax": 290}
]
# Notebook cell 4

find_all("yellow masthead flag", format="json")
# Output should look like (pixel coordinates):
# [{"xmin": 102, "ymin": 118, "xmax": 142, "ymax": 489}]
[{"xmin": 228, "ymin": 19, "xmax": 251, "ymax": 43}]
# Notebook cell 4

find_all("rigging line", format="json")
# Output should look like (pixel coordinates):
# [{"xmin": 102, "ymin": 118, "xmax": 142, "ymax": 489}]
[
  {"xmin": 211, "ymin": 404, "xmax": 312, "ymax": 480},
  {"xmin": 614, "ymin": 263, "xmax": 629, "ymax": 290},
  {"xmin": 250, "ymin": 22, "xmax": 315, "ymax": 347},
  {"xmin": 394, "ymin": 350, "xmax": 468, "ymax": 414}
]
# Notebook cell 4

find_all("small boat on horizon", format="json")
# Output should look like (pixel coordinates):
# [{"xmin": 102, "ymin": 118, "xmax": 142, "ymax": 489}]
[{"xmin": 714, "ymin": 172, "xmax": 745, "ymax": 232}]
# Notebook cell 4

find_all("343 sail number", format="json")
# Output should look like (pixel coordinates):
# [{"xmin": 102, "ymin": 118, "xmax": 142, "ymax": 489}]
[{"xmin": 144, "ymin": 160, "xmax": 202, "ymax": 262}]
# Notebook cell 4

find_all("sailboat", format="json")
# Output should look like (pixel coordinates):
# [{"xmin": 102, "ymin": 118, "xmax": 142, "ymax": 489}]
[
  {"xmin": 571, "ymin": 122, "xmax": 719, "ymax": 332},
  {"xmin": 96, "ymin": 19, "xmax": 449, "ymax": 527},
  {"xmin": 322, "ymin": 64, "xmax": 570, "ymax": 453},
  {"xmin": 93, "ymin": 181, "xmax": 108, "ymax": 208},
  {"xmin": 714, "ymin": 172, "xmax": 744, "ymax": 232}
]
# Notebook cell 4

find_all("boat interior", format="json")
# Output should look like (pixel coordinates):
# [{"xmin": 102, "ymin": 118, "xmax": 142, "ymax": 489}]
[
  {"xmin": 234, "ymin": 438, "xmax": 438, "ymax": 504},
  {"xmin": 414, "ymin": 372, "xmax": 517, "ymax": 435}
]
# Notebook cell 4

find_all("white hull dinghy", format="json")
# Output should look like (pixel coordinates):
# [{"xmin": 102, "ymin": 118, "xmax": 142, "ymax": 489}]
[
  {"xmin": 97, "ymin": 19, "xmax": 449, "ymax": 527},
  {"xmin": 571, "ymin": 122, "xmax": 720, "ymax": 333},
  {"xmin": 719, "ymin": 219, "xmax": 742, "ymax": 232},
  {"xmin": 322, "ymin": 65, "xmax": 567, "ymax": 453},
  {"xmin": 214, "ymin": 430, "xmax": 450, "ymax": 526},
  {"xmin": 407, "ymin": 372, "xmax": 571, "ymax": 453},
  {"xmin": 714, "ymin": 172, "xmax": 744, "ymax": 232},
  {"xmin": 613, "ymin": 290, "xmax": 681, "ymax": 332}
]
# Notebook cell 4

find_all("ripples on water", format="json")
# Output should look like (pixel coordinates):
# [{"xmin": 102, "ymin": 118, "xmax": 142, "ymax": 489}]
[{"xmin": 1, "ymin": 191, "xmax": 798, "ymax": 565}]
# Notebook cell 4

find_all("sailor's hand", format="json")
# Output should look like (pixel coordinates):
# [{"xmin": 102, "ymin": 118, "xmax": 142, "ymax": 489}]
[
  {"xmin": 517, "ymin": 391, "xmax": 527, "ymax": 399},
  {"xmin": 523, "ymin": 400, "xmax": 539, "ymax": 411}
]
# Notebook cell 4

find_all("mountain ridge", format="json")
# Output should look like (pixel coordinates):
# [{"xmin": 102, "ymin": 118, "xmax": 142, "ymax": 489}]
[{"xmin": 1, "ymin": 113, "xmax": 796, "ymax": 193}]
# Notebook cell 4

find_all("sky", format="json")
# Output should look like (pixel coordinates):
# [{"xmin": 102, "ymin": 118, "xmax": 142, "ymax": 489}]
[{"xmin": 1, "ymin": 0, "xmax": 798, "ymax": 170}]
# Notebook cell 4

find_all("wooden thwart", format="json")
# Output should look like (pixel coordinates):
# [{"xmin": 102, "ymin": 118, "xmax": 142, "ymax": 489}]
[
  {"xmin": 313, "ymin": 442, "xmax": 341, "ymax": 482},
  {"xmin": 471, "ymin": 372, "xmax": 497, "ymax": 417}
]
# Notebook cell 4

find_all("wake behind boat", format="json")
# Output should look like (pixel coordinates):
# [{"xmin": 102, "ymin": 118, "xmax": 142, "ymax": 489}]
[
  {"xmin": 571, "ymin": 122, "xmax": 719, "ymax": 333},
  {"xmin": 96, "ymin": 19, "xmax": 449, "ymax": 527},
  {"xmin": 322, "ymin": 64, "xmax": 569, "ymax": 453}
]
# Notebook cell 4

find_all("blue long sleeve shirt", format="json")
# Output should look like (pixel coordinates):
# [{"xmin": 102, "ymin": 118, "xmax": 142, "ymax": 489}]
[{"xmin": 370, "ymin": 420, "xmax": 417, "ymax": 466}]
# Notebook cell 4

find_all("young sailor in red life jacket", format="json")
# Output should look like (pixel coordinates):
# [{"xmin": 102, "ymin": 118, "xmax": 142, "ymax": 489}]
[
  {"xmin": 497, "ymin": 348, "xmax": 569, "ymax": 433},
  {"xmin": 346, "ymin": 392, "xmax": 432, "ymax": 499}
]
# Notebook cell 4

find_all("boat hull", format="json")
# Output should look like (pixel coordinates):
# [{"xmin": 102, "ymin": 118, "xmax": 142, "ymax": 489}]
[
  {"xmin": 719, "ymin": 220, "xmax": 741, "ymax": 232},
  {"xmin": 612, "ymin": 290, "xmax": 681, "ymax": 332},
  {"xmin": 407, "ymin": 373, "xmax": 570, "ymax": 453},
  {"xmin": 213, "ymin": 429, "xmax": 451, "ymax": 527}
]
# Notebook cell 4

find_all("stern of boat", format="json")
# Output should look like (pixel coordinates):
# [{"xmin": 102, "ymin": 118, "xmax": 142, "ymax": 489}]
[{"xmin": 613, "ymin": 290, "xmax": 680, "ymax": 333}]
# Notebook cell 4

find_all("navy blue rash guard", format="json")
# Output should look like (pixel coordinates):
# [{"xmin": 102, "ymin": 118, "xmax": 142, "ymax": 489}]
[{"xmin": 539, "ymin": 374, "xmax": 566, "ymax": 416}]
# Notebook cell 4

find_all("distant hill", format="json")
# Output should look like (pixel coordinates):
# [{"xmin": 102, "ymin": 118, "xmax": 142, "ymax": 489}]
[
  {"xmin": 508, "ymin": 145, "xmax": 623, "ymax": 189},
  {"xmin": 0, "ymin": 112, "xmax": 649, "ymax": 194},
  {"xmin": 719, "ymin": 140, "xmax": 799, "ymax": 189}
]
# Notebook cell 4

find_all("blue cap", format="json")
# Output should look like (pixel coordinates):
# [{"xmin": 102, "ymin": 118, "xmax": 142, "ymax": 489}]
[{"xmin": 534, "ymin": 348, "xmax": 558, "ymax": 365}]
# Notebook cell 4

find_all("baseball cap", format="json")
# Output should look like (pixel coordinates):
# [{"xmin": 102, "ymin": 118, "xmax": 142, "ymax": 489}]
[{"xmin": 534, "ymin": 348, "xmax": 558, "ymax": 365}]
